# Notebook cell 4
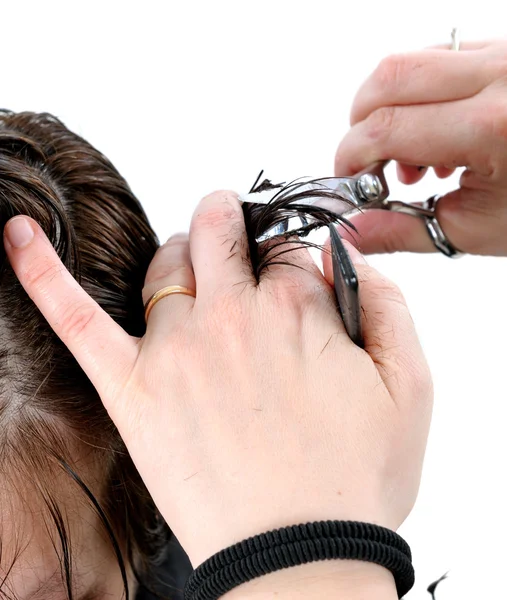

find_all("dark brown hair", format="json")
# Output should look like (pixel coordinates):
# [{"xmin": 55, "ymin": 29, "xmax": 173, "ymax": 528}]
[
  {"xmin": 242, "ymin": 172, "xmax": 356, "ymax": 277},
  {"xmin": 0, "ymin": 110, "xmax": 170, "ymax": 598}
]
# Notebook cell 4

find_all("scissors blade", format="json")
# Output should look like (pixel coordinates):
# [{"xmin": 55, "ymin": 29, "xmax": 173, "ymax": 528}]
[
  {"xmin": 240, "ymin": 161, "xmax": 391, "ymax": 246},
  {"xmin": 239, "ymin": 177, "xmax": 362, "ymax": 211},
  {"xmin": 240, "ymin": 160, "xmax": 391, "ymax": 209},
  {"xmin": 241, "ymin": 177, "xmax": 363, "ymax": 242}
]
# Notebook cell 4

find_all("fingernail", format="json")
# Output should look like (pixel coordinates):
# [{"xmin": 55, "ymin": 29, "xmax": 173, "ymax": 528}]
[
  {"xmin": 342, "ymin": 239, "xmax": 367, "ymax": 264},
  {"xmin": 417, "ymin": 165, "xmax": 427, "ymax": 172},
  {"xmin": 5, "ymin": 217, "xmax": 35, "ymax": 248}
]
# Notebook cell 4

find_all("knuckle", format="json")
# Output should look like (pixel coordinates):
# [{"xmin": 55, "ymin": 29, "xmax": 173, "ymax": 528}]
[
  {"xmin": 144, "ymin": 236, "xmax": 193, "ymax": 292},
  {"xmin": 202, "ymin": 189, "xmax": 238, "ymax": 202},
  {"xmin": 146, "ymin": 262, "xmax": 190, "ymax": 288},
  {"xmin": 165, "ymin": 232, "xmax": 188, "ymax": 244},
  {"xmin": 162, "ymin": 235, "xmax": 188, "ymax": 252},
  {"xmin": 468, "ymin": 101, "xmax": 507, "ymax": 177},
  {"xmin": 193, "ymin": 191, "xmax": 241, "ymax": 230},
  {"xmin": 58, "ymin": 301, "xmax": 97, "ymax": 342},
  {"xmin": 366, "ymin": 105, "xmax": 398, "ymax": 144},
  {"xmin": 24, "ymin": 256, "xmax": 64, "ymax": 290},
  {"xmin": 374, "ymin": 53, "xmax": 407, "ymax": 92},
  {"xmin": 383, "ymin": 226, "xmax": 411, "ymax": 254}
]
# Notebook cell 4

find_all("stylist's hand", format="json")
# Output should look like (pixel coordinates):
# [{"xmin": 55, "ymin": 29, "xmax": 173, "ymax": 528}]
[
  {"xmin": 335, "ymin": 38, "xmax": 507, "ymax": 256},
  {"xmin": 3, "ymin": 193, "xmax": 432, "ymax": 572}
]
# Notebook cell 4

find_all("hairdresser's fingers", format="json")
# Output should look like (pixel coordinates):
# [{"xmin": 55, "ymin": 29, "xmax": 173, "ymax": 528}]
[
  {"xmin": 396, "ymin": 163, "xmax": 457, "ymax": 184},
  {"xmin": 189, "ymin": 190, "xmax": 256, "ymax": 294},
  {"xmin": 322, "ymin": 238, "xmax": 430, "ymax": 402},
  {"xmin": 350, "ymin": 49, "xmax": 495, "ymax": 125},
  {"xmin": 336, "ymin": 180, "xmax": 506, "ymax": 256},
  {"xmin": 3, "ymin": 216, "xmax": 138, "ymax": 399},
  {"xmin": 434, "ymin": 166, "xmax": 456, "ymax": 179},
  {"xmin": 396, "ymin": 163, "xmax": 428, "ymax": 185},
  {"xmin": 335, "ymin": 99, "xmax": 493, "ymax": 178},
  {"xmin": 142, "ymin": 234, "xmax": 196, "ymax": 330},
  {"xmin": 334, "ymin": 210, "xmax": 436, "ymax": 254}
]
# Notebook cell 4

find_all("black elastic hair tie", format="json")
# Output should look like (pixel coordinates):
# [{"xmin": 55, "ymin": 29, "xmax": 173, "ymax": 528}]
[{"xmin": 183, "ymin": 520, "xmax": 414, "ymax": 600}]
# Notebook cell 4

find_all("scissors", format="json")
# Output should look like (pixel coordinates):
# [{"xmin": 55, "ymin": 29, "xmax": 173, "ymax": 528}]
[{"xmin": 239, "ymin": 160, "xmax": 462, "ymax": 347}]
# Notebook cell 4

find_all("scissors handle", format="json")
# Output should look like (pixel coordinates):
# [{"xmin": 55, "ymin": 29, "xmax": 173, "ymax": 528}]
[{"xmin": 384, "ymin": 200, "xmax": 434, "ymax": 218}]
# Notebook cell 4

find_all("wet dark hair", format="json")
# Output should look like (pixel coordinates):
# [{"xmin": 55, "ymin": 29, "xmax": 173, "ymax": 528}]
[
  {"xmin": 0, "ymin": 110, "xmax": 172, "ymax": 599},
  {"xmin": 242, "ymin": 171, "xmax": 356, "ymax": 277}
]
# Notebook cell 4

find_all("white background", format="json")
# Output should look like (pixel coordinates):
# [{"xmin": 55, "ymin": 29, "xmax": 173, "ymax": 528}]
[{"xmin": 2, "ymin": 2, "xmax": 507, "ymax": 597}]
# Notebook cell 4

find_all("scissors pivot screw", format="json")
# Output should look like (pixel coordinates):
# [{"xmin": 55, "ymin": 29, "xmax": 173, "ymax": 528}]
[{"xmin": 356, "ymin": 173, "xmax": 383, "ymax": 201}]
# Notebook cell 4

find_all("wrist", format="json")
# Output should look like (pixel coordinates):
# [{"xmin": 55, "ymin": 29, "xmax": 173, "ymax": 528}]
[{"xmin": 221, "ymin": 560, "xmax": 398, "ymax": 599}]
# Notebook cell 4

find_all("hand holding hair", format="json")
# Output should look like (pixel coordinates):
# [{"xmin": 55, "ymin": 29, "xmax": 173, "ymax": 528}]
[
  {"xmin": 335, "ymin": 38, "xmax": 507, "ymax": 256},
  {"xmin": 3, "ymin": 189, "xmax": 432, "ymax": 598}
]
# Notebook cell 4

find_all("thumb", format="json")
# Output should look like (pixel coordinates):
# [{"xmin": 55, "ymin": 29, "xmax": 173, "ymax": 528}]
[
  {"xmin": 3, "ymin": 216, "xmax": 138, "ymax": 404},
  {"xmin": 323, "ymin": 236, "xmax": 430, "ymax": 403},
  {"xmin": 337, "ymin": 209, "xmax": 435, "ymax": 255}
]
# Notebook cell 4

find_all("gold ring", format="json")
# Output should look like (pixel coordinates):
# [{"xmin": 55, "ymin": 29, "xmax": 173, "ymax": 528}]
[{"xmin": 144, "ymin": 285, "xmax": 196, "ymax": 322}]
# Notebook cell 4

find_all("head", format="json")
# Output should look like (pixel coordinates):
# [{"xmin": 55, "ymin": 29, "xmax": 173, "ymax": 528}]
[{"xmin": 0, "ymin": 110, "xmax": 171, "ymax": 599}]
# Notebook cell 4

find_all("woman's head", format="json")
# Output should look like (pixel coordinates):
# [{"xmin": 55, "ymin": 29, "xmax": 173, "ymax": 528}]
[{"xmin": 0, "ymin": 110, "xmax": 169, "ymax": 598}]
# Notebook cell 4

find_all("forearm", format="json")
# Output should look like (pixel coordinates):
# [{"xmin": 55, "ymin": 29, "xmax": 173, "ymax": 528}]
[{"xmin": 222, "ymin": 560, "xmax": 398, "ymax": 599}]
